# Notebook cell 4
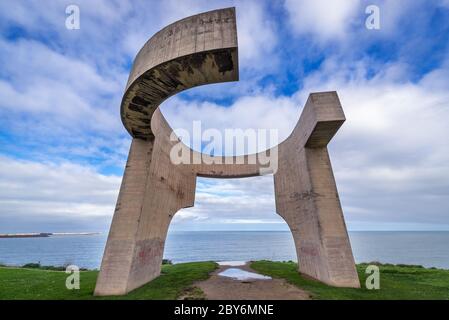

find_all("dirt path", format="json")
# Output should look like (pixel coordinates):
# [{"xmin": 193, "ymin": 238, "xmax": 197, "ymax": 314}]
[{"xmin": 193, "ymin": 262, "xmax": 310, "ymax": 300}]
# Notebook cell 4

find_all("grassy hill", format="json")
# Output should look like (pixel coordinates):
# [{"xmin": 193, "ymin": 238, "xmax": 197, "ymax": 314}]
[
  {"xmin": 251, "ymin": 261, "xmax": 449, "ymax": 300},
  {"xmin": 0, "ymin": 262, "xmax": 216, "ymax": 300},
  {"xmin": 0, "ymin": 261, "xmax": 448, "ymax": 300}
]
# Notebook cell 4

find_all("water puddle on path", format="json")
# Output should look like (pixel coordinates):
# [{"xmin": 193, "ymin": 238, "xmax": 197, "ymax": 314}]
[
  {"xmin": 218, "ymin": 268, "xmax": 272, "ymax": 281},
  {"xmin": 217, "ymin": 261, "xmax": 246, "ymax": 266}
]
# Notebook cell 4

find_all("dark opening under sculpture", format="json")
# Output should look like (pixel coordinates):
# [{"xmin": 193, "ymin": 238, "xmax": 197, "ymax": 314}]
[{"xmin": 94, "ymin": 7, "xmax": 360, "ymax": 296}]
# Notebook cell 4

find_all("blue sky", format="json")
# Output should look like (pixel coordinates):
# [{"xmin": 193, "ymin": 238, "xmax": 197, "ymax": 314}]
[{"xmin": 0, "ymin": 0, "xmax": 449, "ymax": 233}]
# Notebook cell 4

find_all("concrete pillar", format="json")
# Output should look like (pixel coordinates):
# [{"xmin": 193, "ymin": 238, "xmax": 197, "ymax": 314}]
[
  {"xmin": 123, "ymin": 134, "xmax": 196, "ymax": 292},
  {"xmin": 274, "ymin": 93, "xmax": 360, "ymax": 288},
  {"xmin": 94, "ymin": 138, "xmax": 154, "ymax": 296},
  {"xmin": 95, "ymin": 135, "xmax": 196, "ymax": 296}
]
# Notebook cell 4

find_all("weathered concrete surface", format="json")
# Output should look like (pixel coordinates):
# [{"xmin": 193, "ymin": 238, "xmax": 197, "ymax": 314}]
[
  {"xmin": 95, "ymin": 8, "xmax": 359, "ymax": 296},
  {"xmin": 94, "ymin": 138, "xmax": 154, "ymax": 295},
  {"xmin": 274, "ymin": 93, "xmax": 360, "ymax": 288},
  {"xmin": 121, "ymin": 7, "xmax": 238, "ymax": 139}
]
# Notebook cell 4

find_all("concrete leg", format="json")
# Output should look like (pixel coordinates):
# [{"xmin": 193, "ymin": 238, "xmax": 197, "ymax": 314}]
[
  {"xmin": 274, "ymin": 146, "xmax": 360, "ymax": 288},
  {"xmin": 94, "ymin": 138, "xmax": 154, "ymax": 296},
  {"xmin": 95, "ymin": 137, "xmax": 196, "ymax": 296}
]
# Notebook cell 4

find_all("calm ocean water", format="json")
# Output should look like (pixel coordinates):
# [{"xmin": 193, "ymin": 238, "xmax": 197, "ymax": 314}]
[{"xmin": 0, "ymin": 231, "xmax": 448, "ymax": 270}]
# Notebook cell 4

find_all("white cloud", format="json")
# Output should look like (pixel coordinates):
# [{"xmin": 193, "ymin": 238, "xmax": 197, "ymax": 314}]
[
  {"xmin": 283, "ymin": 0, "xmax": 429, "ymax": 44},
  {"xmin": 298, "ymin": 57, "xmax": 449, "ymax": 226},
  {"xmin": 284, "ymin": 0, "xmax": 360, "ymax": 40},
  {"xmin": 0, "ymin": 156, "xmax": 121, "ymax": 220},
  {"xmin": 2, "ymin": 52, "xmax": 449, "ymax": 230},
  {"xmin": 0, "ymin": 38, "xmax": 123, "ymax": 132},
  {"xmin": 163, "ymin": 56, "xmax": 449, "ymax": 229},
  {"xmin": 235, "ymin": 1, "xmax": 278, "ymax": 68},
  {"xmin": 161, "ymin": 94, "xmax": 299, "ymax": 155},
  {"xmin": 172, "ymin": 176, "xmax": 284, "ymax": 226},
  {"xmin": 0, "ymin": 36, "xmax": 128, "ymax": 172},
  {"xmin": 1, "ymin": 0, "xmax": 448, "ymax": 232}
]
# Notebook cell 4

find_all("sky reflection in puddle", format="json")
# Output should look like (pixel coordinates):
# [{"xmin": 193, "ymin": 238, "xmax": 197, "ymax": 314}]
[
  {"xmin": 218, "ymin": 268, "xmax": 272, "ymax": 281},
  {"xmin": 217, "ymin": 261, "xmax": 246, "ymax": 266}
]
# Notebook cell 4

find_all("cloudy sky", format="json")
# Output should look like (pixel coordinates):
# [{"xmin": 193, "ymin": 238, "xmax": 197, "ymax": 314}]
[{"xmin": 0, "ymin": 0, "xmax": 448, "ymax": 233}]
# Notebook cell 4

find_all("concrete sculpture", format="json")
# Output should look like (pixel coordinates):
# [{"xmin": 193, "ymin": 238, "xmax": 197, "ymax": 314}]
[{"xmin": 95, "ymin": 7, "xmax": 360, "ymax": 296}]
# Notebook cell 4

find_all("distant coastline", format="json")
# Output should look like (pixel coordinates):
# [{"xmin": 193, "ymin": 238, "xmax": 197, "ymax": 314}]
[{"xmin": 0, "ymin": 232, "xmax": 100, "ymax": 239}]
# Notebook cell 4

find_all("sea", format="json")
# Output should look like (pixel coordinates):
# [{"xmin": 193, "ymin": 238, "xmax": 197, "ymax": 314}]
[{"xmin": 0, "ymin": 231, "xmax": 448, "ymax": 270}]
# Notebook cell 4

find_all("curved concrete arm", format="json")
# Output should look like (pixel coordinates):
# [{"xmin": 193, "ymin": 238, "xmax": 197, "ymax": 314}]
[{"xmin": 121, "ymin": 7, "xmax": 238, "ymax": 139}]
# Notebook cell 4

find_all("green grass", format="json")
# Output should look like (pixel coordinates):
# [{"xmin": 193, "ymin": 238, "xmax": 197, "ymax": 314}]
[
  {"xmin": 1, "ymin": 261, "xmax": 448, "ymax": 300},
  {"xmin": 250, "ymin": 261, "xmax": 449, "ymax": 300},
  {"xmin": 0, "ymin": 261, "xmax": 217, "ymax": 300}
]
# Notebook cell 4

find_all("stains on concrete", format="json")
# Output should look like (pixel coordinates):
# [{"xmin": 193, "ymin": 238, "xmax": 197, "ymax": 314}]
[
  {"xmin": 134, "ymin": 238, "xmax": 164, "ymax": 270},
  {"xmin": 121, "ymin": 49, "xmax": 237, "ymax": 139},
  {"xmin": 290, "ymin": 191, "xmax": 321, "ymax": 201},
  {"xmin": 213, "ymin": 50, "xmax": 234, "ymax": 74}
]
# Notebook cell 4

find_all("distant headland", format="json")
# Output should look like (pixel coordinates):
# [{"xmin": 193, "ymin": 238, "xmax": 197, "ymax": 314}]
[{"xmin": 0, "ymin": 232, "xmax": 100, "ymax": 238}]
